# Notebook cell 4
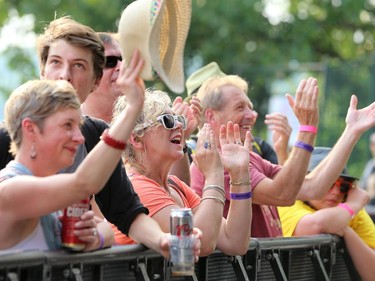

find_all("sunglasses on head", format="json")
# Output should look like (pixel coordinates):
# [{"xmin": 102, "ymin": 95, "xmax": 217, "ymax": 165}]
[
  {"xmin": 156, "ymin": 114, "xmax": 187, "ymax": 130},
  {"xmin": 105, "ymin": 56, "xmax": 122, "ymax": 69},
  {"xmin": 331, "ymin": 178, "xmax": 354, "ymax": 193}
]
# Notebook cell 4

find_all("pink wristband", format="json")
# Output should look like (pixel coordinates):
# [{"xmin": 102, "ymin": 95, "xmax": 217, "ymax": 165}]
[
  {"xmin": 299, "ymin": 125, "xmax": 318, "ymax": 134},
  {"xmin": 338, "ymin": 203, "xmax": 355, "ymax": 217}
]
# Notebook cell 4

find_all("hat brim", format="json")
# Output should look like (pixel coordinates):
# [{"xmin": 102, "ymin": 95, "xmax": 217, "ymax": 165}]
[{"xmin": 340, "ymin": 174, "xmax": 358, "ymax": 182}]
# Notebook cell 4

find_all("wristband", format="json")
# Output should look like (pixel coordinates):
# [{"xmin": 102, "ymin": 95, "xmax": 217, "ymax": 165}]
[
  {"xmin": 294, "ymin": 141, "xmax": 314, "ymax": 153},
  {"xmin": 98, "ymin": 230, "xmax": 105, "ymax": 249},
  {"xmin": 299, "ymin": 125, "xmax": 318, "ymax": 134},
  {"xmin": 230, "ymin": 191, "xmax": 252, "ymax": 200},
  {"xmin": 100, "ymin": 129, "xmax": 126, "ymax": 150},
  {"xmin": 338, "ymin": 203, "xmax": 355, "ymax": 217}
]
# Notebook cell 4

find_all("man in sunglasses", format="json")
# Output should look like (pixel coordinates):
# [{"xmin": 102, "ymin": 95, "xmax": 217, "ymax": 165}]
[
  {"xmin": 278, "ymin": 147, "xmax": 375, "ymax": 281},
  {"xmin": 81, "ymin": 32, "xmax": 123, "ymax": 123}
]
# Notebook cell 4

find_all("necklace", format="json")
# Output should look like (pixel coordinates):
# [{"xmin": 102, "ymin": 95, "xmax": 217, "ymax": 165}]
[{"xmin": 165, "ymin": 184, "xmax": 172, "ymax": 197}]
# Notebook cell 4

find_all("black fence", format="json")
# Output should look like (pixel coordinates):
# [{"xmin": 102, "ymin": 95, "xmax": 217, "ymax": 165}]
[{"xmin": 0, "ymin": 234, "xmax": 360, "ymax": 281}]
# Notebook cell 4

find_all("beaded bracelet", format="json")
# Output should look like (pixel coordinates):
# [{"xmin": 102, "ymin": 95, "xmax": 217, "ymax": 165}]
[
  {"xmin": 98, "ymin": 230, "xmax": 105, "ymax": 249},
  {"xmin": 229, "ymin": 179, "xmax": 251, "ymax": 186},
  {"xmin": 201, "ymin": 196, "xmax": 225, "ymax": 206},
  {"xmin": 230, "ymin": 191, "xmax": 252, "ymax": 200},
  {"xmin": 299, "ymin": 125, "xmax": 318, "ymax": 134},
  {"xmin": 203, "ymin": 185, "xmax": 225, "ymax": 198},
  {"xmin": 100, "ymin": 129, "xmax": 126, "ymax": 150},
  {"xmin": 294, "ymin": 141, "xmax": 314, "ymax": 153},
  {"xmin": 338, "ymin": 203, "xmax": 355, "ymax": 218}
]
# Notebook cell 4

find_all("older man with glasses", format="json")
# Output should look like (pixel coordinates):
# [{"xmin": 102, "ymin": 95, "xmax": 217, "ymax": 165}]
[
  {"xmin": 278, "ymin": 146, "xmax": 375, "ymax": 281},
  {"xmin": 82, "ymin": 32, "xmax": 123, "ymax": 123}
]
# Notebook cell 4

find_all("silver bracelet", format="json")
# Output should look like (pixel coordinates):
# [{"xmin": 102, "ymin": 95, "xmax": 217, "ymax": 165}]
[
  {"xmin": 229, "ymin": 179, "xmax": 251, "ymax": 186},
  {"xmin": 201, "ymin": 196, "xmax": 225, "ymax": 206},
  {"xmin": 202, "ymin": 184, "xmax": 225, "ymax": 198}
]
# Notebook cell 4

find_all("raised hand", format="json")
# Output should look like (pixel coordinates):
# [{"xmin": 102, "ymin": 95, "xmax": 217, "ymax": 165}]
[
  {"xmin": 172, "ymin": 96, "xmax": 202, "ymax": 141},
  {"xmin": 345, "ymin": 95, "xmax": 375, "ymax": 135},
  {"xmin": 265, "ymin": 112, "xmax": 292, "ymax": 164},
  {"xmin": 286, "ymin": 77, "xmax": 319, "ymax": 127},
  {"xmin": 192, "ymin": 123, "xmax": 223, "ymax": 179},
  {"xmin": 220, "ymin": 122, "xmax": 251, "ymax": 174},
  {"xmin": 116, "ymin": 49, "xmax": 145, "ymax": 110}
]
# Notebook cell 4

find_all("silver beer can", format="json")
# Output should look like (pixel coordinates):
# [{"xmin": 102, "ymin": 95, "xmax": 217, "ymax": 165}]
[{"xmin": 170, "ymin": 208, "xmax": 195, "ymax": 276}]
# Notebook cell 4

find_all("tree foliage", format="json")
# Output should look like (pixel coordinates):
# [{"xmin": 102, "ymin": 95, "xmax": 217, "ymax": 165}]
[{"xmin": 1, "ymin": 0, "xmax": 375, "ymax": 175}]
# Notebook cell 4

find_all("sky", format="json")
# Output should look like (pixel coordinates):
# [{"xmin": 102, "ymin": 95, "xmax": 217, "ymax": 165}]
[{"xmin": 0, "ymin": 10, "xmax": 37, "ymax": 120}]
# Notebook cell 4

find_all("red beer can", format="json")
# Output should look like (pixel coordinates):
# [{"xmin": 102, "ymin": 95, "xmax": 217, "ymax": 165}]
[{"xmin": 61, "ymin": 198, "xmax": 90, "ymax": 251}]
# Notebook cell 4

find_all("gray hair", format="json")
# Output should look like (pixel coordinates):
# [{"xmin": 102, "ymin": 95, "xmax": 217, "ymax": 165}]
[{"xmin": 197, "ymin": 75, "xmax": 249, "ymax": 123}]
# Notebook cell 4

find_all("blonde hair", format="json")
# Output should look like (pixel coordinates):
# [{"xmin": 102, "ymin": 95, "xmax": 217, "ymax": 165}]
[
  {"xmin": 197, "ymin": 75, "xmax": 249, "ymax": 123},
  {"xmin": 112, "ymin": 89, "xmax": 171, "ymax": 168},
  {"xmin": 5, "ymin": 80, "xmax": 81, "ymax": 155}
]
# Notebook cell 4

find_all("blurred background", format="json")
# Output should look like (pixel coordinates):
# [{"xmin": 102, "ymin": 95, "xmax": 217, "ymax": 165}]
[{"xmin": 1, "ymin": 0, "xmax": 375, "ymax": 177}]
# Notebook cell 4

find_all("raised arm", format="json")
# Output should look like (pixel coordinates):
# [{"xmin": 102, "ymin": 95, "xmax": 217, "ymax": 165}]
[
  {"xmin": 0, "ymin": 50, "xmax": 145, "ymax": 220},
  {"xmin": 214, "ymin": 122, "xmax": 252, "ymax": 255},
  {"xmin": 299, "ymin": 95, "xmax": 375, "ymax": 200},
  {"xmin": 168, "ymin": 96, "xmax": 202, "ymax": 184},
  {"xmin": 253, "ymin": 77, "xmax": 319, "ymax": 206},
  {"xmin": 264, "ymin": 112, "xmax": 291, "ymax": 165}
]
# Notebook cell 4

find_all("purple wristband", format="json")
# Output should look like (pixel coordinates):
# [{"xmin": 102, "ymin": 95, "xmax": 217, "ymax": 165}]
[
  {"xmin": 230, "ymin": 191, "xmax": 252, "ymax": 200},
  {"xmin": 294, "ymin": 141, "xmax": 314, "ymax": 153},
  {"xmin": 98, "ymin": 231, "xmax": 105, "ymax": 249}
]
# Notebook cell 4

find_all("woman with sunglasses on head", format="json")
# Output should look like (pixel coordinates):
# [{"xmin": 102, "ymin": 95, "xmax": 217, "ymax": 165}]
[
  {"xmin": 111, "ymin": 89, "xmax": 253, "ymax": 256},
  {"xmin": 278, "ymin": 147, "xmax": 375, "ymax": 281}
]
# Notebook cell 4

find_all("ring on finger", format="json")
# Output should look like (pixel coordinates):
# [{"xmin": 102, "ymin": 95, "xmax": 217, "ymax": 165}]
[
  {"xmin": 204, "ymin": 140, "xmax": 211, "ymax": 149},
  {"xmin": 235, "ymin": 140, "xmax": 242, "ymax": 145},
  {"xmin": 92, "ymin": 228, "xmax": 97, "ymax": 237}
]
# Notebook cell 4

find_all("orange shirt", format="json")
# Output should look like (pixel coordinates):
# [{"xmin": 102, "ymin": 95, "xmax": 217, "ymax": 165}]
[{"xmin": 112, "ymin": 174, "xmax": 201, "ymax": 244}]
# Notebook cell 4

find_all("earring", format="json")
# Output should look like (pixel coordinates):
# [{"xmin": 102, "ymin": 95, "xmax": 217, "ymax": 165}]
[{"xmin": 30, "ymin": 143, "xmax": 37, "ymax": 159}]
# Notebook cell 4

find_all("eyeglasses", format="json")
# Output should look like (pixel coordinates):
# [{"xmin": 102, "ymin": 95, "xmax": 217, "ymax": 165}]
[
  {"xmin": 156, "ymin": 114, "xmax": 187, "ymax": 130},
  {"xmin": 331, "ymin": 178, "xmax": 354, "ymax": 193},
  {"xmin": 105, "ymin": 56, "xmax": 122, "ymax": 68}
]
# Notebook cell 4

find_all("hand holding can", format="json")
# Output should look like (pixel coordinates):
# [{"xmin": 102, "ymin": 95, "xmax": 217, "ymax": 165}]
[
  {"xmin": 61, "ymin": 198, "xmax": 90, "ymax": 251},
  {"xmin": 169, "ymin": 208, "xmax": 195, "ymax": 276}
]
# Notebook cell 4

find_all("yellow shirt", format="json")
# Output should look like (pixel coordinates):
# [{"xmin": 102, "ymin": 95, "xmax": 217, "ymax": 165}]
[{"xmin": 278, "ymin": 200, "xmax": 375, "ymax": 248}]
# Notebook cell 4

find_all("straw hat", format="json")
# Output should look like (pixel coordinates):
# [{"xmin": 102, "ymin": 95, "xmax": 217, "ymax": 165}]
[
  {"xmin": 308, "ymin": 147, "xmax": 358, "ymax": 182},
  {"xmin": 118, "ymin": 0, "xmax": 192, "ymax": 94},
  {"xmin": 185, "ymin": 62, "xmax": 226, "ymax": 96}
]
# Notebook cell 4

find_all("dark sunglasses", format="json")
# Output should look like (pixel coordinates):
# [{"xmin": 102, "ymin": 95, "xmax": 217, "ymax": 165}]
[
  {"xmin": 105, "ymin": 56, "xmax": 122, "ymax": 69},
  {"xmin": 156, "ymin": 114, "xmax": 187, "ymax": 130},
  {"xmin": 331, "ymin": 178, "xmax": 354, "ymax": 193}
]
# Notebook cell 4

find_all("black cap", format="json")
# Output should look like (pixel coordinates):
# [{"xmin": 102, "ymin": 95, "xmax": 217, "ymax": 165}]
[{"xmin": 308, "ymin": 147, "xmax": 358, "ymax": 182}]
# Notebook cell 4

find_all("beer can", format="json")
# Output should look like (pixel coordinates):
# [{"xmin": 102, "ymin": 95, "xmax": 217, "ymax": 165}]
[
  {"xmin": 170, "ymin": 208, "xmax": 195, "ymax": 276},
  {"xmin": 61, "ymin": 198, "xmax": 90, "ymax": 251},
  {"xmin": 170, "ymin": 208, "xmax": 193, "ymax": 236}
]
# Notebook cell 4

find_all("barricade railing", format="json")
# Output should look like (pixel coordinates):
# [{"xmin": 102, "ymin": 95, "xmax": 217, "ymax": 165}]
[{"xmin": 0, "ymin": 234, "xmax": 360, "ymax": 281}]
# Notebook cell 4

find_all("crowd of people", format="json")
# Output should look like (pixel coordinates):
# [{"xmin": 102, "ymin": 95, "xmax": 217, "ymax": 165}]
[{"xmin": 0, "ymin": 0, "xmax": 375, "ymax": 280}]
